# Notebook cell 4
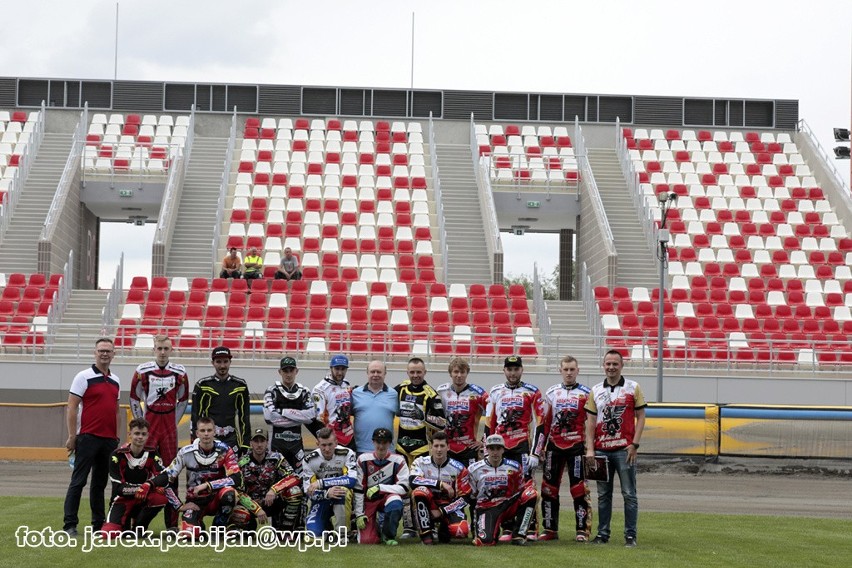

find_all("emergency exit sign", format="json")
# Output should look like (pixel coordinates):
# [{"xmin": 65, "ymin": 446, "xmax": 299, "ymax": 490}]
[
  {"xmin": 119, "ymin": 189, "xmax": 133, "ymax": 197},
  {"xmin": 527, "ymin": 201, "xmax": 541, "ymax": 208}
]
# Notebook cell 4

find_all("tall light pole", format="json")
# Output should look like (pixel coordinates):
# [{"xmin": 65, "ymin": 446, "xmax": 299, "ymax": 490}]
[{"xmin": 656, "ymin": 192, "xmax": 677, "ymax": 402}]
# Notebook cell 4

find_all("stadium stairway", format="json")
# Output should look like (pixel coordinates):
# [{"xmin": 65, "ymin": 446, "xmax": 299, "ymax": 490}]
[
  {"xmin": 49, "ymin": 289, "xmax": 110, "ymax": 356},
  {"xmin": 433, "ymin": 143, "xmax": 492, "ymax": 285},
  {"xmin": 543, "ymin": 300, "xmax": 600, "ymax": 368},
  {"xmin": 165, "ymin": 137, "xmax": 229, "ymax": 279},
  {"xmin": 587, "ymin": 147, "xmax": 659, "ymax": 289},
  {"xmin": 0, "ymin": 133, "xmax": 73, "ymax": 274}
]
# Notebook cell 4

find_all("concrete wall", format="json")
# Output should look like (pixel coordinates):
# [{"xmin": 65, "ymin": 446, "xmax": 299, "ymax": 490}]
[
  {"xmin": 37, "ymin": 166, "xmax": 92, "ymax": 284},
  {"xmin": 2, "ymin": 359, "xmax": 852, "ymax": 406},
  {"xmin": 576, "ymin": 187, "xmax": 617, "ymax": 292}
]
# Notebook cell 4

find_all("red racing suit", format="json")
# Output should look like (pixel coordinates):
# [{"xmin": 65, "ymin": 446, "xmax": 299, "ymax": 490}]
[
  {"xmin": 409, "ymin": 455, "xmax": 471, "ymax": 543},
  {"xmin": 129, "ymin": 361, "xmax": 190, "ymax": 458},
  {"xmin": 485, "ymin": 381, "xmax": 544, "ymax": 463},
  {"xmin": 130, "ymin": 360, "xmax": 189, "ymax": 527},
  {"xmin": 467, "ymin": 457, "xmax": 537, "ymax": 545},
  {"xmin": 152, "ymin": 439, "xmax": 242, "ymax": 535},
  {"xmin": 437, "ymin": 381, "xmax": 488, "ymax": 466},
  {"xmin": 102, "ymin": 444, "xmax": 174, "ymax": 535},
  {"xmin": 535, "ymin": 382, "xmax": 593, "ymax": 538}
]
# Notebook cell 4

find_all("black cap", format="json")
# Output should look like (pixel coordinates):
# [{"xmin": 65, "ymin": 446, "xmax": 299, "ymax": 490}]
[
  {"xmin": 251, "ymin": 428, "xmax": 268, "ymax": 440},
  {"xmin": 279, "ymin": 356, "xmax": 298, "ymax": 369},
  {"xmin": 504, "ymin": 355, "xmax": 523, "ymax": 368},
  {"xmin": 211, "ymin": 346, "xmax": 232, "ymax": 360},
  {"xmin": 372, "ymin": 428, "xmax": 393, "ymax": 442}
]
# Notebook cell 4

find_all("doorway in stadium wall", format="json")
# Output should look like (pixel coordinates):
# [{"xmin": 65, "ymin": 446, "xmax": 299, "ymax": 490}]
[
  {"xmin": 97, "ymin": 221, "xmax": 155, "ymax": 289},
  {"xmin": 501, "ymin": 231, "xmax": 560, "ymax": 299}
]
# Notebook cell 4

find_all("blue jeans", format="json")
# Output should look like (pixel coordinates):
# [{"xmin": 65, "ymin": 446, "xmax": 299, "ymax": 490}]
[{"xmin": 594, "ymin": 448, "xmax": 638, "ymax": 540}]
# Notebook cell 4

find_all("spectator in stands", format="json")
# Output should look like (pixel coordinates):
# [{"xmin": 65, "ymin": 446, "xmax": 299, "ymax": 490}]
[
  {"xmin": 220, "ymin": 248, "xmax": 242, "ymax": 279},
  {"xmin": 63, "ymin": 337, "xmax": 121, "ymax": 537},
  {"xmin": 274, "ymin": 247, "xmax": 302, "ymax": 281},
  {"xmin": 584, "ymin": 350, "xmax": 646, "ymax": 548},
  {"xmin": 243, "ymin": 247, "xmax": 263, "ymax": 280},
  {"xmin": 351, "ymin": 360, "xmax": 399, "ymax": 454}
]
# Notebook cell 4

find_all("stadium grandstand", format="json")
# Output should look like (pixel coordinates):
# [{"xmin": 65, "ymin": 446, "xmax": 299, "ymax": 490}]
[{"xmin": 0, "ymin": 75, "xmax": 850, "ymax": 412}]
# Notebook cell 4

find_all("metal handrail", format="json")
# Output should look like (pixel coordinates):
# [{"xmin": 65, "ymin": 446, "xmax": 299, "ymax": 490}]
[
  {"xmin": 8, "ymin": 320, "xmax": 851, "ymax": 375},
  {"xmin": 1, "ymin": 101, "xmax": 47, "ymax": 243},
  {"xmin": 615, "ymin": 117, "xmax": 660, "ymax": 260},
  {"xmin": 427, "ymin": 112, "xmax": 449, "ymax": 281},
  {"xmin": 797, "ymin": 119, "xmax": 851, "ymax": 198},
  {"xmin": 574, "ymin": 117, "xmax": 616, "ymax": 252},
  {"xmin": 44, "ymin": 249, "xmax": 75, "ymax": 350},
  {"xmin": 101, "ymin": 252, "xmax": 124, "ymax": 336},
  {"xmin": 212, "ymin": 107, "xmax": 238, "ymax": 270},
  {"xmin": 41, "ymin": 104, "xmax": 88, "ymax": 239},
  {"xmin": 581, "ymin": 261, "xmax": 603, "ymax": 352},
  {"xmin": 469, "ymin": 114, "xmax": 503, "ymax": 279},
  {"xmin": 532, "ymin": 262, "xmax": 552, "ymax": 363},
  {"xmin": 153, "ymin": 105, "xmax": 195, "ymax": 242}
]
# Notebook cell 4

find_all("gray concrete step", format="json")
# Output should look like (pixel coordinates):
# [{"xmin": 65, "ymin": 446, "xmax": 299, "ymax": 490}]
[{"xmin": 0, "ymin": 133, "xmax": 74, "ymax": 274}]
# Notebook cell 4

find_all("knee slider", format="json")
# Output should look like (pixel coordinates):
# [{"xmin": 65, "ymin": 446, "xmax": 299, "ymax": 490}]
[
  {"xmin": 384, "ymin": 496, "xmax": 403, "ymax": 512},
  {"xmin": 448, "ymin": 520, "xmax": 470, "ymax": 538},
  {"xmin": 541, "ymin": 481, "xmax": 559, "ymax": 499}
]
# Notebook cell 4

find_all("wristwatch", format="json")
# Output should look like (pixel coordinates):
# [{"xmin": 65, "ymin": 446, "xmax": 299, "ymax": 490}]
[{"xmin": 632, "ymin": 443, "xmax": 640, "ymax": 449}]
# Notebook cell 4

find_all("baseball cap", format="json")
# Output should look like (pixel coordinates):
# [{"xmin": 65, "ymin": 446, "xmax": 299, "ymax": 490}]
[
  {"xmin": 484, "ymin": 434, "xmax": 506, "ymax": 448},
  {"xmin": 372, "ymin": 428, "xmax": 393, "ymax": 442},
  {"xmin": 251, "ymin": 428, "xmax": 268, "ymax": 440},
  {"xmin": 211, "ymin": 346, "xmax": 232, "ymax": 360},
  {"xmin": 503, "ymin": 355, "xmax": 523, "ymax": 368},
  {"xmin": 280, "ymin": 356, "xmax": 298, "ymax": 369},
  {"xmin": 330, "ymin": 355, "xmax": 349, "ymax": 368}
]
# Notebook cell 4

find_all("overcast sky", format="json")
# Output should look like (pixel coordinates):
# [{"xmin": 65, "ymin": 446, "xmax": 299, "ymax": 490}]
[{"xmin": 3, "ymin": 1, "xmax": 849, "ymax": 286}]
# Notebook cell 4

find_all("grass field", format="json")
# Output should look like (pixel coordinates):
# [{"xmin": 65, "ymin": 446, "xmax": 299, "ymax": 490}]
[{"xmin": 3, "ymin": 496, "xmax": 851, "ymax": 568}]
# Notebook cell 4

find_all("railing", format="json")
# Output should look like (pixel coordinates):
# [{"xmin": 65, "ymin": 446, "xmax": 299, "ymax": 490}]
[
  {"xmin": 0, "ymin": 101, "xmax": 46, "ymax": 244},
  {"xmin": 574, "ymin": 117, "xmax": 615, "ymax": 251},
  {"xmin": 479, "ymin": 156, "xmax": 580, "ymax": 199},
  {"xmin": 531, "ymin": 261, "xmax": 552, "ymax": 363},
  {"xmin": 615, "ymin": 117, "xmax": 661, "ymax": 261},
  {"xmin": 152, "ymin": 105, "xmax": 195, "ymax": 276},
  {"xmin": 45, "ymin": 249, "xmax": 74, "ymax": 350},
  {"xmin": 427, "ymin": 112, "xmax": 449, "ymax": 281},
  {"xmin": 100, "ymin": 252, "xmax": 124, "ymax": 337},
  {"xmin": 797, "ymin": 119, "xmax": 851, "ymax": 199},
  {"xmin": 469, "ymin": 114, "xmax": 503, "ymax": 283},
  {"xmin": 5, "ymin": 321, "xmax": 850, "ymax": 375},
  {"xmin": 581, "ymin": 261, "xmax": 603, "ymax": 352},
  {"xmin": 41, "ymin": 104, "xmax": 88, "ymax": 239},
  {"xmin": 211, "ymin": 107, "xmax": 238, "ymax": 270}
]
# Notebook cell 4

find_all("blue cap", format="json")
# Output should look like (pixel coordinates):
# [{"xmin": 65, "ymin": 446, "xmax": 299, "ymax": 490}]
[{"xmin": 330, "ymin": 355, "xmax": 349, "ymax": 368}]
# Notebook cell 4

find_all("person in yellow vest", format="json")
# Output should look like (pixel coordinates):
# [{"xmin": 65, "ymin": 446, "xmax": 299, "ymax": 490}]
[{"xmin": 243, "ymin": 247, "xmax": 263, "ymax": 280}]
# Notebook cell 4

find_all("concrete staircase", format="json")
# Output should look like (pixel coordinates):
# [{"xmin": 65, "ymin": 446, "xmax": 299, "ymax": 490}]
[
  {"xmin": 587, "ymin": 148, "xmax": 659, "ymax": 289},
  {"xmin": 50, "ymin": 289, "xmax": 110, "ymax": 357},
  {"xmin": 0, "ymin": 133, "xmax": 73, "ymax": 274},
  {"xmin": 543, "ymin": 300, "xmax": 600, "ymax": 371},
  {"xmin": 433, "ymin": 143, "xmax": 492, "ymax": 285},
  {"xmin": 165, "ymin": 137, "xmax": 229, "ymax": 279}
]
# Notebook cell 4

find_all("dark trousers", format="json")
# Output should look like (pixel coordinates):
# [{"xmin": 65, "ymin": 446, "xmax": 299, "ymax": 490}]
[{"xmin": 63, "ymin": 434, "xmax": 118, "ymax": 530}]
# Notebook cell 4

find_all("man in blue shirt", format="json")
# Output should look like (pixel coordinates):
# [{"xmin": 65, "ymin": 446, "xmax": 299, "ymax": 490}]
[{"xmin": 351, "ymin": 360, "xmax": 399, "ymax": 454}]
